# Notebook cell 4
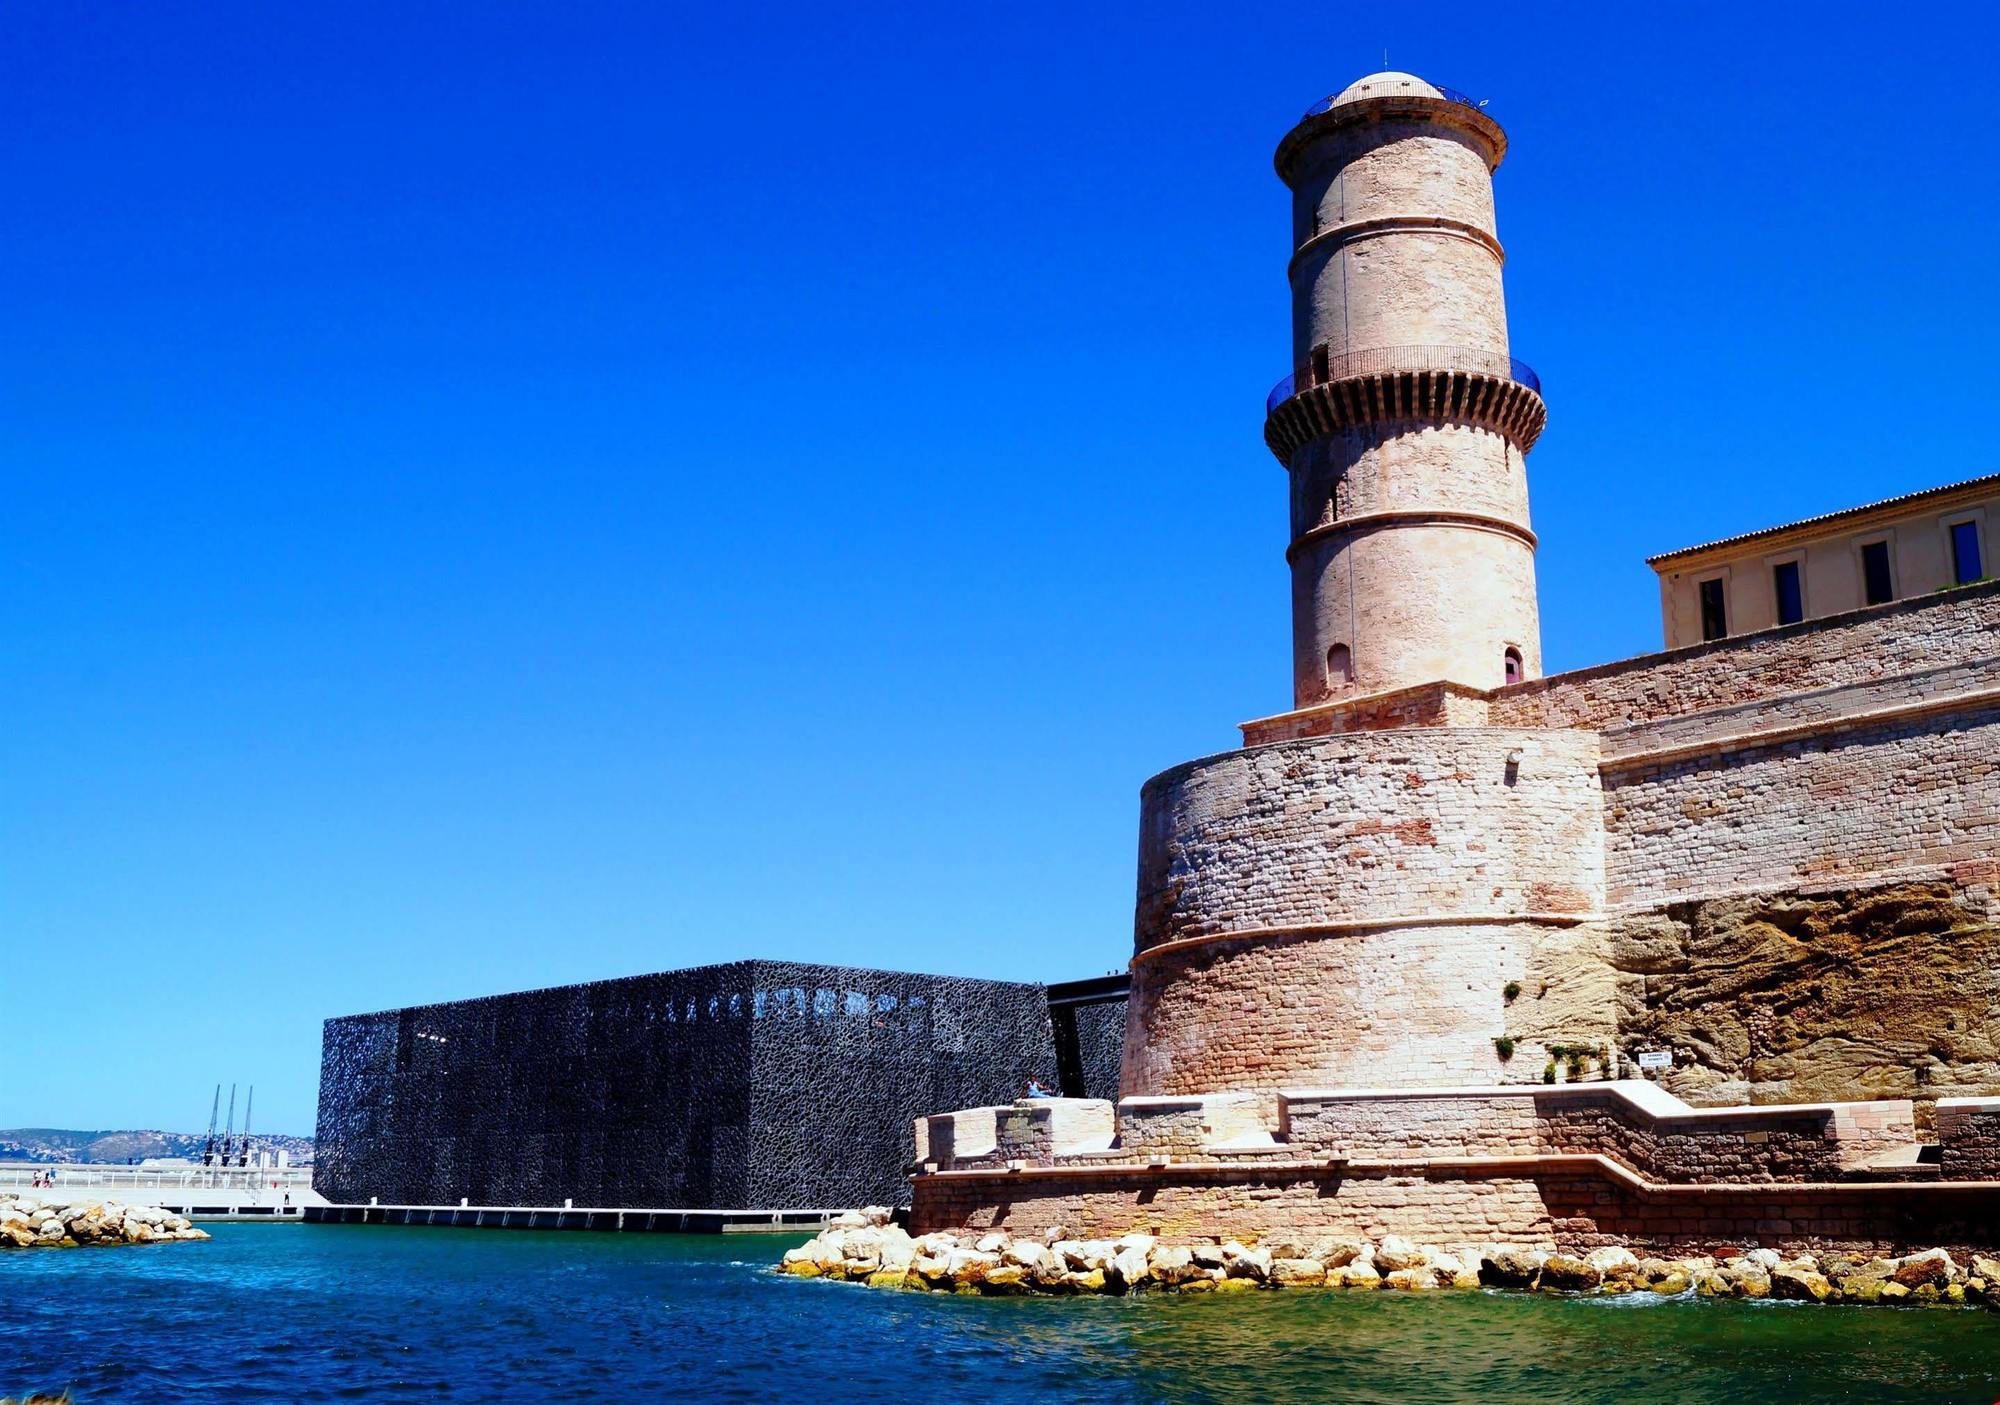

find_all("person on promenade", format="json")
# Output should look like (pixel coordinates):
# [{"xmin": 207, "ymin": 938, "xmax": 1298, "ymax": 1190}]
[{"xmin": 1024, "ymin": 1079, "xmax": 1055, "ymax": 1099}]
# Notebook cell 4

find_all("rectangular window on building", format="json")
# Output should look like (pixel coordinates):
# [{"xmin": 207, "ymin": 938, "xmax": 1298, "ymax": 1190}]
[
  {"xmin": 1698, "ymin": 577, "xmax": 1727, "ymax": 641},
  {"xmin": 1773, "ymin": 560, "xmax": 1804, "ymax": 625},
  {"xmin": 1860, "ymin": 540, "xmax": 1895, "ymax": 605},
  {"xmin": 1951, "ymin": 520, "xmax": 1985, "ymax": 585}
]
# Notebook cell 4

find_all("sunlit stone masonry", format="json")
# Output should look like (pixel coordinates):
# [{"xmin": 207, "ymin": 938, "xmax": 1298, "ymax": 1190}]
[{"xmin": 884, "ymin": 70, "xmax": 2000, "ymax": 1269}]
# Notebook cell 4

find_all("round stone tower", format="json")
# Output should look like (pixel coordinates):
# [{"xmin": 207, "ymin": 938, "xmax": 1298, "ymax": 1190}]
[
  {"xmin": 1265, "ymin": 72, "xmax": 1547, "ymax": 707},
  {"xmin": 1116, "ymin": 76, "xmax": 1599, "ymax": 1101}
]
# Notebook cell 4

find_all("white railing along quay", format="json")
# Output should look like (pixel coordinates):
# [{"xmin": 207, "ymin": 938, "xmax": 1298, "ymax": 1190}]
[{"xmin": 0, "ymin": 1162, "xmax": 314, "ymax": 1195}]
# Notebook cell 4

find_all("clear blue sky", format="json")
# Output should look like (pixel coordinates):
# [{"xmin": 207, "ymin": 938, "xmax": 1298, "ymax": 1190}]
[{"xmin": 4, "ymin": 4, "xmax": 1996, "ymax": 1136}]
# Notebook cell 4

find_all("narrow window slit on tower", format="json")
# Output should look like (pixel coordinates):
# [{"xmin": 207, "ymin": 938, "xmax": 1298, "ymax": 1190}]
[
  {"xmin": 1310, "ymin": 344, "xmax": 1329, "ymax": 387},
  {"xmin": 1326, "ymin": 643, "xmax": 1352, "ymax": 688},
  {"xmin": 1503, "ymin": 647, "xmax": 1523, "ymax": 685}
]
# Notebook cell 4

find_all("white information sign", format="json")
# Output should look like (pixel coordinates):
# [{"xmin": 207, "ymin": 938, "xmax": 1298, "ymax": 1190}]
[{"xmin": 1637, "ymin": 1050, "xmax": 1672, "ymax": 1071}]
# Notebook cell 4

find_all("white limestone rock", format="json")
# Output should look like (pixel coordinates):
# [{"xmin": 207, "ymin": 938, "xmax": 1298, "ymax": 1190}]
[
  {"xmin": 1429, "ymin": 1251, "xmax": 1481, "ymax": 1288},
  {"xmin": 1373, "ymin": 1236, "xmax": 1430, "ymax": 1272},
  {"xmin": 1336, "ymin": 1261, "xmax": 1383, "ymax": 1288},
  {"xmin": 1221, "ymin": 1241, "xmax": 1271, "ymax": 1281},
  {"xmin": 880, "ymin": 1239, "xmax": 917, "ymax": 1272},
  {"xmin": 1110, "ymin": 1245, "xmax": 1152, "ymax": 1287},
  {"xmin": 1002, "ymin": 1239, "xmax": 1045, "ymax": 1269},
  {"xmin": 1311, "ymin": 1237, "xmax": 1368, "ymax": 1269},
  {"xmin": 1270, "ymin": 1257, "xmax": 1327, "ymax": 1287}
]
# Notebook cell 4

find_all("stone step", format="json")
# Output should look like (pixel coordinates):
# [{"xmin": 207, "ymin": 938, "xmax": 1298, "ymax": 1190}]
[{"xmin": 1851, "ymin": 1142, "xmax": 1942, "ymax": 1181}]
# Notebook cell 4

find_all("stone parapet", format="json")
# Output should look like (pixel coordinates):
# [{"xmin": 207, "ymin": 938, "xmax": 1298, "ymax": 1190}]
[
  {"xmin": 915, "ymin": 1107, "xmax": 1000, "ymax": 1168},
  {"xmin": 1597, "ymin": 657, "xmax": 2000, "ymax": 767},
  {"xmin": 1241, "ymin": 680, "xmax": 1493, "ymax": 747},
  {"xmin": 993, "ymin": 1099, "xmax": 1116, "ymax": 1164},
  {"xmin": 920, "ymin": 1083, "xmax": 1929, "ymax": 1185},
  {"xmin": 1114, "ymin": 1094, "xmax": 1276, "ymax": 1159},
  {"xmin": 1236, "ymin": 583, "xmax": 2000, "ymax": 746},
  {"xmin": 1494, "ymin": 580, "xmax": 2000, "ymax": 733},
  {"xmin": 1936, "ymin": 1098, "xmax": 2000, "ymax": 1179},
  {"xmin": 905, "ymin": 1082, "xmax": 2000, "ymax": 1259},
  {"xmin": 1277, "ymin": 1084, "xmax": 1914, "ymax": 1183}
]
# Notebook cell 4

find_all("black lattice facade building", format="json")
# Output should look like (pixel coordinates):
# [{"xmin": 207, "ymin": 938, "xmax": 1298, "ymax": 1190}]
[{"xmin": 315, "ymin": 960, "xmax": 1125, "ymax": 1211}]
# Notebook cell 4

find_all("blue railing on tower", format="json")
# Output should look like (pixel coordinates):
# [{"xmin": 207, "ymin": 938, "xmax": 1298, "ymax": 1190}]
[
  {"xmin": 1265, "ymin": 344, "xmax": 1541, "ymax": 415},
  {"xmin": 1300, "ymin": 79, "xmax": 1486, "ymax": 122}
]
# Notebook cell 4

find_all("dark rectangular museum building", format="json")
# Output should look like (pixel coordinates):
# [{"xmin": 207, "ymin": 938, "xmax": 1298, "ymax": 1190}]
[{"xmin": 314, "ymin": 960, "xmax": 1127, "ymax": 1211}]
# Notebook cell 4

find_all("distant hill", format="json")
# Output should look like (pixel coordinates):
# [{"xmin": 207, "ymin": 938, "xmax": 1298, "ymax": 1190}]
[{"xmin": 0, "ymin": 1127, "xmax": 314, "ymax": 1165}]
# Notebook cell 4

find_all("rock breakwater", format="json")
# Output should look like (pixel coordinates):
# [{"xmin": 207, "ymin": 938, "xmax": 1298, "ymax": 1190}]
[
  {"xmin": 0, "ymin": 1192, "xmax": 210, "ymax": 1248},
  {"xmin": 778, "ymin": 1210, "xmax": 2000, "ymax": 1306}
]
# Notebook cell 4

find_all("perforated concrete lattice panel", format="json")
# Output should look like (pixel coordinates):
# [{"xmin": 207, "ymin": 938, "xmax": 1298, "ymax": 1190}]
[{"xmin": 315, "ymin": 960, "xmax": 1122, "ymax": 1211}]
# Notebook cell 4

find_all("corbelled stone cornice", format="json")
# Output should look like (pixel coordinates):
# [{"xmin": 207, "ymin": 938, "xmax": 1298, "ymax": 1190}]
[{"xmin": 1264, "ymin": 367, "xmax": 1547, "ymax": 465}]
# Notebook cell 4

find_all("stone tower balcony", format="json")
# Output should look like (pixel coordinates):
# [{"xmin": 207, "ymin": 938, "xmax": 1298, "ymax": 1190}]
[{"xmin": 1263, "ymin": 343, "xmax": 1547, "ymax": 467}]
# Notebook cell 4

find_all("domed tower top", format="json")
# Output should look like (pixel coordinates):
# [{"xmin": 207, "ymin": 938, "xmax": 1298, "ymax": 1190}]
[
  {"xmin": 1330, "ymin": 70, "xmax": 1441, "ymax": 104},
  {"xmin": 1275, "ymin": 71, "xmax": 1507, "ymax": 185}
]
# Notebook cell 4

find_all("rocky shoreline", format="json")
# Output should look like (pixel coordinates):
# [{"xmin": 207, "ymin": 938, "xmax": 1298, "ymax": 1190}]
[
  {"xmin": 1, "ymin": 1192, "xmax": 210, "ymax": 1248},
  {"xmin": 779, "ymin": 1210, "xmax": 2000, "ymax": 1306}
]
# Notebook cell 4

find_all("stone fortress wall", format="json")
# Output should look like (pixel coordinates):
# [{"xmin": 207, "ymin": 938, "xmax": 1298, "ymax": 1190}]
[
  {"xmin": 1137, "ymin": 579, "xmax": 2000, "ymax": 1101},
  {"xmin": 1602, "ymin": 700, "xmax": 2000, "ymax": 906},
  {"xmin": 1123, "ymin": 921, "xmax": 1556, "ymax": 1096},
  {"xmin": 1136, "ymin": 728, "xmax": 1605, "ymax": 945},
  {"xmin": 904, "ymin": 72, "xmax": 2000, "ymax": 1260},
  {"xmin": 912, "ymin": 1082, "xmax": 2000, "ymax": 1257},
  {"xmin": 1244, "ymin": 576, "xmax": 2000, "ymax": 744},
  {"xmin": 1124, "ymin": 727, "xmax": 1602, "ymax": 1093}
]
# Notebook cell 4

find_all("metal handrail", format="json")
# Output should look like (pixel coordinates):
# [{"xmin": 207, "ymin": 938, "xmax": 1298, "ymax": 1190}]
[
  {"xmin": 0, "ymin": 1163, "xmax": 314, "ymax": 1187},
  {"xmin": 1265, "ymin": 344, "xmax": 1541, "ymax": 414},
  {"xmin": 1302, "ymin": 78, "xmax": 1485, "ymax": 122}
]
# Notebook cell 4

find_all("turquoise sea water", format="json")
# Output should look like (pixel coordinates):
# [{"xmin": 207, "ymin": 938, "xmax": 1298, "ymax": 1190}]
[{"xmin": 5, "ymin": 1225, "xmax": 2000, "ymax": 1403}]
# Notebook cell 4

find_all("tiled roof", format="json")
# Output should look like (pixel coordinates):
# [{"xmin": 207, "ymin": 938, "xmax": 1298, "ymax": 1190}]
[{"xmin": 1646, "ymin": 472, "xmax": 2000, "ymax": 567}]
